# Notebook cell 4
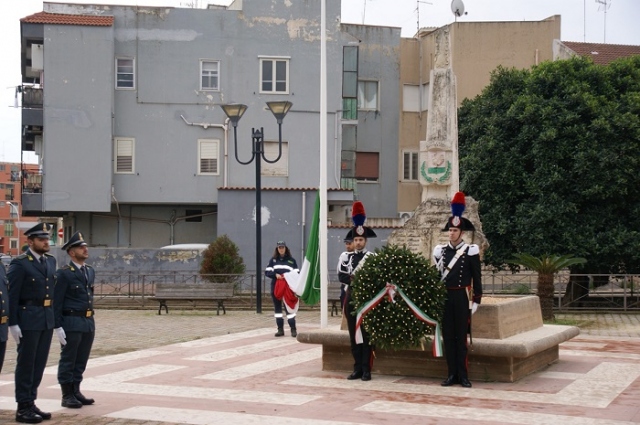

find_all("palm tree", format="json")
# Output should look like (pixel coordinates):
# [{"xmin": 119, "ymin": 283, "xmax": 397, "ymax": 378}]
[{"xmin": 508, "ymin": 253, "xmax": 586, "ymax": 320}]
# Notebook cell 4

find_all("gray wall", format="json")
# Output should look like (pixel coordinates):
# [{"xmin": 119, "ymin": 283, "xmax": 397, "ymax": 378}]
[
  {"xmin": 218, "ymin": 188, "xmax": 393, "ymax": 274},
  {"xmin": 342, "ymin": 24, "xmax": 402, "ymax": 218},
  {"xmin": 42, "ymin": 23, "xmax": 114, "ymax": 212}
]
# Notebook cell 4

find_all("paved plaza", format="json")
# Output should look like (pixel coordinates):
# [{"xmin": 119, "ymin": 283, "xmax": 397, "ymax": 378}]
[{"xmin": 1, "ymin": 309, "xmax": 640, "ymax": 424}]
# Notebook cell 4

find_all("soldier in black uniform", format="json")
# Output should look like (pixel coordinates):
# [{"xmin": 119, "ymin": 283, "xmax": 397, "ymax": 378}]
[
  {"xmin": 432, "ymin": 192, "xmax": 482, "ymax": 388},
  {"xmin": 54, "ymin": 231, "xmax": 96, "ymax": 409},
  {"xmin": 8, "ymin": 222, "xmax": 56, "ymax": 423},
  {"xmin": 0, "ymin": 262, "xmax": 8, "ymax": 374},
  {"xmin": 337, "ymin": 201, "xmax": 376, "ymax": 382}
]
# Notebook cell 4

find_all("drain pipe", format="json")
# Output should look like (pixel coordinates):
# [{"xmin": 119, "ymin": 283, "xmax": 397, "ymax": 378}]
[{"xmin": 180, "ymin": 115, "xmax": 230, "ymax": 186}]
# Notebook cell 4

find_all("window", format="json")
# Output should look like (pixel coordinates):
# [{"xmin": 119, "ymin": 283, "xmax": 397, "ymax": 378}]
[
  {"xmin": 114, "ymin": 138, "xmax": 134, "ymax": 174},
  {"xmin": 260, "ymin": 57, "xmax": 289, "ymax": 94},
  {"xmin": 200, "ymin": 60, "xmax": 219, "ymax": 91},
  {"xmin": 342, "ymin": 46, "xmax": 358, "ymax": 98},
  {"xmin": 403, "ymin": 83, "xmax": 430, "ymax": 112},
  {"xmin": 355, "ymin": 152, "xmax": 379, "ymax": 182},
  {"xmin": 185, "ymin": 209, "xmax": 203, "ymax": 223},
  {"xmin": 261, "ymin": 141, "xmax": 288, "ymax": 177},
  {"xmin": 4, "ymin": 222, "xmax": 13, "ymax": 237},
  {"xmin": 116, "ymin": 58, "xmax": 135, "ymax": 89},
  {"xmin": 198, "ymin": 139, "xmax": 219, "ymax": 175},
  {"xmin": 403, "ymin": 151, "xmax": 419, "ymax": 181},
  {"xmin": 358, "ymin": 80, "xmax": 379, "ymax": 110},
  {"xmin": 10, "ymin": 239, "xmax": 18, "ymax": 250}
]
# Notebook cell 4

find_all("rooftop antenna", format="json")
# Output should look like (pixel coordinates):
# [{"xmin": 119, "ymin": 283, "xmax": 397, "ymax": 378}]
[
  {"xmin": 451, "ymin": 0, "xmax": 467, "ymax": 22},
  {"xmin": 595, "ymin": 0, "xmax": 611, "ymax": 43},
  {"xmin": 417, "ymin": 0, "xmax": 433, "ymax": 34}
]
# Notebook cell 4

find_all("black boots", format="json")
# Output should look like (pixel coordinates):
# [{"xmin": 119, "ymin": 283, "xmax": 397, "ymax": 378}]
[
  {"xmin": 73, "ymin": 381, "xmax": 95, "ymax": 405},
  {"xmin": 61, "ymin": 382, "xmax": 83, "ymax": 408},
  {"xmin": 275, "ymin": 327, "xmax": 285, "ymax": 337},
  {"xmin": 290, "ymin": 328, "xmax": 297, "ymax": 337},
  {"xmin": 16, "ymin": 402, "xmax": 44, "ymax": 424}
]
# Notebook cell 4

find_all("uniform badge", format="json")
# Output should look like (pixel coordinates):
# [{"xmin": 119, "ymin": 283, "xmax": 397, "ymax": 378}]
[
  {"xmin": 356, "ymin": 226, "xmax": 364, "ymax": 236},
  {"xmin": 452, "ymin": 216, "xmax": 461, "ymax": 227}
]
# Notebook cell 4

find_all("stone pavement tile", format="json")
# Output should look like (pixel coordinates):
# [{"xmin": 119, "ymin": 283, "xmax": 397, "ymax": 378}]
[{"xmin": 1, "ymin": 309, "xmax": 639, "ymax": 424}]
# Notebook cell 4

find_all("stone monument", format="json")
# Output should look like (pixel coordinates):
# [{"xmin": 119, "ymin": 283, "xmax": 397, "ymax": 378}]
[{"xmin": 388, "ymin": 27, "xmax": 488, "ymax": 258}]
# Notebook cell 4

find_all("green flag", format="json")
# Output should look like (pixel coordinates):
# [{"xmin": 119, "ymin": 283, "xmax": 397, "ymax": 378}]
[{"xmin": 285, "ymin": 192, "xmax": 320, "ymax": 305}]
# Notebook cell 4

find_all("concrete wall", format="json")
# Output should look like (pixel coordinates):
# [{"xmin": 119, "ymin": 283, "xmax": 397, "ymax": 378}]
[{"xmin": 42, "ymin": 23, "xmax": 114, "ymax": 212}]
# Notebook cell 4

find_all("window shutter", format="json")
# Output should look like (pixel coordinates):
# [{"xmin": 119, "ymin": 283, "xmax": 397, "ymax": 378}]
[
  {"xmin": 116, "ymin": 139, "xmax": 133, "ymax": 173},
  {"xmin": 199, "ymin": 140, "xmax": 219, "ymax": 174}
]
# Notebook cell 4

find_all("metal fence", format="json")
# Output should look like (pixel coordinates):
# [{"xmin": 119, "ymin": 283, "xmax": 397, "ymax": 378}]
[{"xmin": 91, "ymin": 271, "xmax": 640, "ymax": 311}]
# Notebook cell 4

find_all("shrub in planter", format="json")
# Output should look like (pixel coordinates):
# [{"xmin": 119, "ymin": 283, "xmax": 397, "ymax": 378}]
[{"xmin": 200, "ymin": 235, "xmax": 246, "ymax": 285}]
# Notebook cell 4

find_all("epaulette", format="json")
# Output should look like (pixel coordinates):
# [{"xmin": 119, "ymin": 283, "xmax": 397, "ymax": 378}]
[
  {"xmin": 61, "ymin": 265, "xmax": 71, "ymax": 270},
  {"xmin": 15, "ymin": 254, "xmax": 28, "ymax": 260},
  {"xmin": 44, "ymin": 253, "xmax": 54, "ymax": 257},
  {"xmin": 468, "ymin": 244, "xmax": 480, "ymax": 256}
]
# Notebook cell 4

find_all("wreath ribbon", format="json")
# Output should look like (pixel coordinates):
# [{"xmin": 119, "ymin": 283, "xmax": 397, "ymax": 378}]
[{"xmin": 355, "ymin": 282, "xmax": 443, "ymax": 357}]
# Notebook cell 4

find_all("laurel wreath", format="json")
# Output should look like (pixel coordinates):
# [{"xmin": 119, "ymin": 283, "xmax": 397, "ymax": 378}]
[
  {"xmin": 350, "ymin": 245, "xmax": 446, "ymax": 351},
  {"xmin": 421, "ymin": 160, "xmax": 452, "ymax": 184}
]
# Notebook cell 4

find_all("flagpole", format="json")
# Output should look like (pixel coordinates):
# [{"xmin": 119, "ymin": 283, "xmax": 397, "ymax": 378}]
[{"xmin": 319, "ymin": 0, "xmax": 328, "ymax": 328}]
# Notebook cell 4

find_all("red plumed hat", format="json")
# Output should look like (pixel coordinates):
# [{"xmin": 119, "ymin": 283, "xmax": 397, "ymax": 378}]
[
  {"xmin": 345, "ymin": 201, "xmax": 377, "ymax": 239},
  {"xmin": 442, "ymin": 191, "xmax": 475, "ymax": 231}
]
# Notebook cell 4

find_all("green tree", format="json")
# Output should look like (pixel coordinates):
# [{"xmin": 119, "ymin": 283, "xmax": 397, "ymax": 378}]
[
  {"xmin": 458, "ymin": 56, "xmax": 640, "ymax": 303},
  {"xmin": 200, "ymin": 235, "xmax": 246, "ymax": 284},
  {"xmin": 508, "ymin": 254, "xmax": 586, "ymax": 320}
]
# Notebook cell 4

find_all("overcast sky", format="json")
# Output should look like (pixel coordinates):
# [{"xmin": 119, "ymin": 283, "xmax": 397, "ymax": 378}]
[{"xmin": 2, "ymin": 0, "xmax": 639, "ymax": 164}]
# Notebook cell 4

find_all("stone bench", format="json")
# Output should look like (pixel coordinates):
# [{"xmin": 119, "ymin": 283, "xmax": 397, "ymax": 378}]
[{"xmin": 297, "ymin": 295, "xmax": 580, "ymax": 382}]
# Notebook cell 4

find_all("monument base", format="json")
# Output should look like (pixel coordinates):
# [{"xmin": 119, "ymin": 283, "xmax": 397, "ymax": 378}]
[{"xmin": 298, "ymin": 296, "xmax": 579, "ymax": 383}]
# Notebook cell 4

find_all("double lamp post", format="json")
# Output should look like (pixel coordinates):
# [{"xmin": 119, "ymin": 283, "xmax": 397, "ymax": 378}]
[{"xmin": 220, "ymin": 101, "xmax": 293, "ymax": 314}]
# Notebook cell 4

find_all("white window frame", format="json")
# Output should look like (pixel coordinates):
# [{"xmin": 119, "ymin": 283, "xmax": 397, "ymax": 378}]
[
  {"xmin": 115, "ymin": 57, "xmax": 135, "ymax": 90},
  {"xmin": 261, "ymin": 141, "xmax": 288, "ymax": 177},
  {"xmin": 114, "ymin": 137, "xmax": 135, "ymax": 174},
  {"xmin": 358, "ymin": 80, "xmax": 379, "ymax": 111},
  {"xmin": 402, "ymin": 150, "xmax": 419, "ymax": 181},
  {"xmin": 200, "ymin": 60, "xmax": 220, "ymax": 91},
  {"xmin": 198, "ymin": 139, "xmax": 220, "ymax": 175},
  {"xmin": 259, "ymin": 56, "xmax": 290, "ymax": 94}
]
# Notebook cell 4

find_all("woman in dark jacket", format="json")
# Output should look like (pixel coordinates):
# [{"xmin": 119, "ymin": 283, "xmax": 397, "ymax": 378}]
[{"xmin": 264, "ymin": 241, "xmax": 298, "ymax": 337}]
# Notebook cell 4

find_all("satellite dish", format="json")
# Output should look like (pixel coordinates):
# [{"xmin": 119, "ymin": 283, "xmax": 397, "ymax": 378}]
[{"xmin": 451, "ymin": 0, "xmax": 465, "ymax": 17}]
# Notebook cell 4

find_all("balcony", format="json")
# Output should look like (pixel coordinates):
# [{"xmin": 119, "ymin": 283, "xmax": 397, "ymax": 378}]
[{"xmin": 21, "ymin": 85, "xmax": 43, "ymax": 109}]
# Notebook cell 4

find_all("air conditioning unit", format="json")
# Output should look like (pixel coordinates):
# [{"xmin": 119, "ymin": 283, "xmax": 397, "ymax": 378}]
[{"xmin": 398, "ymin": 211, "xmax": 414, "ymax": 223}]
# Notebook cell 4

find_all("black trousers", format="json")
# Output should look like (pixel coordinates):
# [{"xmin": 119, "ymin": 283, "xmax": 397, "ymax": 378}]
[
  {"xmin": 343, "ymin": 287, "xmax": 372, "ymax": 373},
  {"xmin": 442, "ymin": 288, "xmax": 471, "ymax": 379},
  {"xmin": 57, "ymin": 330, "xmax": 95, "ymax": 384},
  {"xmin": 0, "ymin": 340, "xmax": 6, "ymax": 374},
  {"xmin": 271, "ymin": 281, "xmax": 296, "ymax": 329},
  {"xmin": 15, "ymin": 329, "xmax": 53, "ymax": 403}
]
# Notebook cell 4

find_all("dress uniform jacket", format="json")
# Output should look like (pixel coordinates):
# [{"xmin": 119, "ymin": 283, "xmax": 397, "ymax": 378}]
[
  {"xmin": 0, "ymin": 265, "xmax": 9, "ymax": 373},
  {"xmin": 7, "ymin": 252, "xmax": 56, "ymax": 330},
  {"xmin": 54, "ymin": 263, "xmax": 95, "ymax": 333},
  {"xmin": 433, "ymin": 242, "xmax": 482, "ymax": 300},
  {"xmin": 0, "ymin": 265, "xmax": 8, "ymax": 343}
]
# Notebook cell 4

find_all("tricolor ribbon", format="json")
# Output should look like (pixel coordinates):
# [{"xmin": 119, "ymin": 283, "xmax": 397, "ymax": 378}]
[{"xmin": 355, "ymin": 282, "xmax": 443, "ymax": 357}]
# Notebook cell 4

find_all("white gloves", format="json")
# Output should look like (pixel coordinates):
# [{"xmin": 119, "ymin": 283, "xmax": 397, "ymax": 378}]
[
  {"xmin": 54, "ymin": 327, "xmax": 67, "ymax": 346},
  {"xmin": 471, "ymin": 302, "xmax": 479, "ymax": 315},
  {"xmin": 9, "ymin": 325, "xmax": 22, "ymax": 344}
]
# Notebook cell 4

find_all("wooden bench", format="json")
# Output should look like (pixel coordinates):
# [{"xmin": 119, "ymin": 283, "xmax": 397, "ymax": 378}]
[
  {"xmin": 152, "ymin": 283, "xmax": 234, "ymax": 315},
  {"xmin": 328, "ymin": 282, "xmax": 343, "ymax": 317}
]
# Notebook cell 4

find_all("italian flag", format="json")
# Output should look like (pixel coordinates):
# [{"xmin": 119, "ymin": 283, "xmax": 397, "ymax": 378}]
[{"xmin": 285, "ymin": 192, "xmax": 321, "ymax": 305}]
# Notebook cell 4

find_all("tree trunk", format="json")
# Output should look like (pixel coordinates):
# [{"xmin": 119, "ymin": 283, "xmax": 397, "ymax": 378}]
[{"xmin": 537, "ymin": 273, "xmax": 555, "ymax": 320}]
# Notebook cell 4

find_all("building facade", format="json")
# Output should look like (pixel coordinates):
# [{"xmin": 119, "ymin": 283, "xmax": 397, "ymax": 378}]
[{"xmin": 19, "ymin": 0, "xmax": 402, "ymax": 271}]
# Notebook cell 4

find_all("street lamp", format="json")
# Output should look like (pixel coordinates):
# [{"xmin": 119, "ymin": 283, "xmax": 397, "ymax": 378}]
[
  {"xmin": 220, "ymin": 100, "xmax": 293, "ymax": 314},
  {"xmin": 5, "ymin": 202, "xmax": 20, "ymax": 255}
]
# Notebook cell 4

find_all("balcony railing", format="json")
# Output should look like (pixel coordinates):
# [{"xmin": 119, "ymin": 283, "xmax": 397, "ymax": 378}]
[{"xmin": 21, "ymin": 85, "xmax": 43, "ymax": 109}]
